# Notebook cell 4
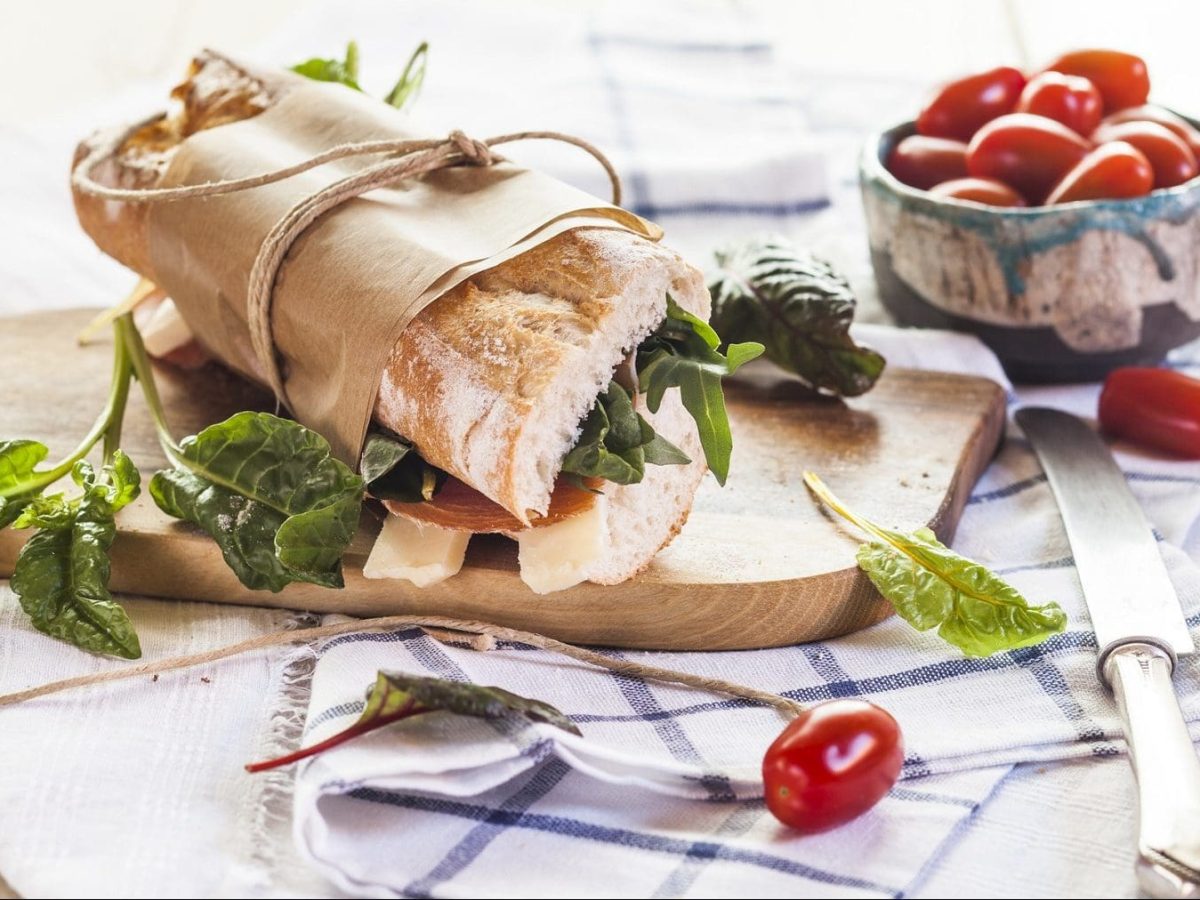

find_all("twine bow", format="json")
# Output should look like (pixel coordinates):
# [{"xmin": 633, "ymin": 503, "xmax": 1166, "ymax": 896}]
[{"xmin": 73, "ymin": 124, "xmax": 624, "ymax": 406}]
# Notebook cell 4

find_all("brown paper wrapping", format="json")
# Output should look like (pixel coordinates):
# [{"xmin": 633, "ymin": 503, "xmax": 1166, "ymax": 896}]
[{"xmin": 147, "ymin": 81, "xmax": 660, "ymax": 463}]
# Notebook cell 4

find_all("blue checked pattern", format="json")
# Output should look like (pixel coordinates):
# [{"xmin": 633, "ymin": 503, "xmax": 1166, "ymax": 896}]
[{"xmin": 246, "ymin": 1, "xmax": 1200, "ymax": 895}]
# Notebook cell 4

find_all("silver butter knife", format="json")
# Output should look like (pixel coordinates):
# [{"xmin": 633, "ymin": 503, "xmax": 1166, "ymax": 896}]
[{"xmin": 1018, "ymin": 407, "xmax": 1200, "ymax": 898}]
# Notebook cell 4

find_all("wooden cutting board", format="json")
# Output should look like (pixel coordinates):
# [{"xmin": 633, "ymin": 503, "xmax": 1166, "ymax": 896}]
[{"xmin": 0, "ymin": 309, "xmax": 1005, "ymax": 650}]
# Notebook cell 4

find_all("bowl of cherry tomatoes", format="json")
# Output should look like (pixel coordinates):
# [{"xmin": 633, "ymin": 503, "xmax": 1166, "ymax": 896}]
[{"xmin": 861, "ymin": 49, "xmax": 1200, "ymax": 382}]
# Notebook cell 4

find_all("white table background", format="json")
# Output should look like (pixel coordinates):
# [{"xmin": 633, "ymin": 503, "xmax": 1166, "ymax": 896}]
[{"xmin": 3, "ymin": 2, "xmax": 1200, "ymax": 897}]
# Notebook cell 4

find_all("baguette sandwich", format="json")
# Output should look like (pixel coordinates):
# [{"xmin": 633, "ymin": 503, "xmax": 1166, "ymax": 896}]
[{"xmin": 72, "ymin": 52, "xmax": 757, "ymax": 594}]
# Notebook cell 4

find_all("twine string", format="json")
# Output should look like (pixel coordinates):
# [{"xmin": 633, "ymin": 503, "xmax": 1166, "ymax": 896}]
[
  {"xmin": 73, "ymin": 124, "xmax": 624, "ymax": 404},
  {"xmin": 0, "ymin": 615, "xmax": 804, "ymax": 720}
]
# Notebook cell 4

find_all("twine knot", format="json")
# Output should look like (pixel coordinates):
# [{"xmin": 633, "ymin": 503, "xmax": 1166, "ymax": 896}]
[
  {"xmin": 74, "ymin": 123, "xmax": 625, "ymax": 409},
  {"xmin": 448, "ymin": 130, "xmax": 495, "ymax": 166}
]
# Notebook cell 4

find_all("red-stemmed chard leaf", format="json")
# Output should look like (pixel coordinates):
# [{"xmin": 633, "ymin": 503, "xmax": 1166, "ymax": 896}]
[{"xmin": 246, "ymin": 671, "xmax": 579, "ymax": 772}]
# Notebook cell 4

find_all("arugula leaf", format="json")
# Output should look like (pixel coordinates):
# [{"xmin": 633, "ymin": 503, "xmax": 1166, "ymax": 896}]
[
  {"xmin": 10, "ymin": 453, "xmax": 142, "ymax": 659},
  {"xmin": 247, "ymin": 671, "xmax": 579, "ymax": 772},
  {"xmin": 636, "ymin": 297, "xmax": 763, "ymax": 485},
  {"xmin": 292, "ymin": 39, "xmax": 429, "ymax": 110},
  {"xmin": 709, "ymin": 235, "xmax": 885, "ymax": 397},
  {"xmin": 561, "ymin": 381, "xmax": 689, "ymax": 488},
  {"xmin": 0, "ymin": 439, "xmax": 50, "ymax": 528},
  {"xmin": 149, "ymin": 412, "xmax": 363, "ymax": 592},
  {"xmin": 384, "ymin": 41, "xmax": 428, "ymax": 109},
  {"xmin": 291, "ymin": 40, "xmax": 362, "ymax": 90},
  {"xmin": 804, "ymin": 472, "xmax": 1067, "ymax": 657},
  {"xmin": 361, "ymin": 431, "xmax": 444, "ymax": 503}
]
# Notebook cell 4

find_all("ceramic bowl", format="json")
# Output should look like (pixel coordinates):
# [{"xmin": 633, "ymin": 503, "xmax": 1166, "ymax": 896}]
[{"xmin": 861, "ymin": 120, "xmax": 1200, "ymax": 382}]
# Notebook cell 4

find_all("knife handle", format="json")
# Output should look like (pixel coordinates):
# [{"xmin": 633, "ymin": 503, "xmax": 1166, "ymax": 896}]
[{"xmin": 1103, "ymin": 641, "xmax": 1200, "ymax": 898}]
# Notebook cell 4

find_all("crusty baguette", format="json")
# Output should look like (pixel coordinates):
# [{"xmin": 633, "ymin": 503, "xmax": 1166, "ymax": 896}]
[{"xmin": 72, "ymin": 51, "xmax": 711, "ymax": 584}]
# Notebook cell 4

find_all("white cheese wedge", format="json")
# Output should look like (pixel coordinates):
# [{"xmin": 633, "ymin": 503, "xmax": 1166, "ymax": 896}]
[
  {"xmin": 515, "ymin": 496, "xmax": 608, "ymax": 594},
  {"xmin": 140, "ymin": 297, "xmax": 195, "ymax": 358},
  {"xmin": 363, "ymin": 515, "xmax": 470, "ymax": 587}
]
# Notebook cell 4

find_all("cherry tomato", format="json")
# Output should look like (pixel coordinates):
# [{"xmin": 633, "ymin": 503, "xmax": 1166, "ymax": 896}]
[
  {"xmin": 916, "ymin": 66, "xmax": 1026, "ymax": 141},
  {"xmin": 1044, "ymin": 49, "xmax": 1150, "ymax": 112},
  {"xmin": 1045, "ymin": 141, "xmax": 1153, "ymax": 204},
  {"xmin": 886, "ymin": 136, "xmax": 969, "ymax": 190},
  {"xmin": 763, "ymin": 699, "xmax": 904, "ymax": 834},
  {"xmin": 1015, "ymin": 71, "xmax": 1103, "ymax": 136},
  {"xmin": 1098, "ymin": 104, "xmax": 1200, "ymax": 157},
  {"xmin": 1091, "ymin": 120, "xmax": 1197, "ymax": 188},
  {"xmin": 967, "ymin": 113, "xmax": 1090, "ymax": 203},
  {"xmin": 928, "ymin": 177, "xmax": 1027, "ymax": 206},
  {"xmin": 1099, "ymin": 367, "xmax": 1200, "ymax": 459}
]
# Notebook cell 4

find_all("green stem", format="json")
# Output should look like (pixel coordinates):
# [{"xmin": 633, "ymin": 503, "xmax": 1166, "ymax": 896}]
[
  {"xmin": 0, "ymin": 321, "xmax": 134, "ymax": 500},
  {"xmin": 115, "ymin": 314, "xmax": 183, "ymax": 466},
  {"xmin": 102, "ymin": 332, "xmax": 133, "ymax": 462}
]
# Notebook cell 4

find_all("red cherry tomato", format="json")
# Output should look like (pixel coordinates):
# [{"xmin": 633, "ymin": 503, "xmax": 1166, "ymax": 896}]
[
  {"xmin": 1045, "ymin": 141, "xmax": 1154, "ymax": 204},
  {"xmin": 886, "ymin": 136, "xmax": 969, "ymax": 190},
  {"xmin": 1099, "ymin": 367, "xmax": 1200, "ymax": 458},
  {"xmin": 1044, "ymin": 49, "xmax": 1150, "ymax": 112},
  {"xmin": 967, "ymin": 113, "xmax": 1091, "ymax": 203},
  {"xmin": 1015, "ymin": 71, "xmax": 1103, "ymax": 136},
  {"xmin": 1091, "ymin": 121, "xmax": 1198, "ymax": 188},
  {"xmin": 763, "ymin": 699, "xmax": 904, "ymax": 834},
  {"xmin": 917, "ymin": 66, "xmax": 1026, "ymax": 141},
  {"xmin": 1098, "ymin": 105, "xmax": 1200, "ymax": 157},
  {"xmin": 928, "ymin": 177, "xmax": 1027, "ymax": 206}
]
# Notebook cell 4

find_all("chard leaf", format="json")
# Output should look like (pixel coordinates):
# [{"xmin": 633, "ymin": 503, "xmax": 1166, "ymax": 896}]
[
  {"xmin": 636, "ymin": 297, "xmax": 763, "ymax": 485},
  {"xmin": 0, "ymin": 439, "xmax": 50, "ymax": 528},
  {"xmin": 361, "ymin": 431, "xmax": 444, "ymax": 503},
  {"xmin": 561, "ymin": 381, "xmax": 689, "ymax": 487},
  {"xmin": 149, "ymin": 412, "xmax": 363, "ymax": 592},
  {"xmin": 291, "ymin": 41, "xmax": 362, "ymax": 90},
  {"xmin": 709, "ymin": 235, "xmax": 885, "ymax": 397},
  {"xmin": 10, "ymin": 453, "xmax": 141, "ymax": 659},
  {"xmin": 805, "ymin": 472, "xmax": 1066, "ymax": 657},
  {"xmin": 247, "ymin": 671, "xmax": 579, "ymax": 772}
]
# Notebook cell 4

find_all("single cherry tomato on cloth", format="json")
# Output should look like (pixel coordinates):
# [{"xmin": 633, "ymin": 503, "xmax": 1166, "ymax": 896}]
[
  {"xmin": 886, "ymin": 136, "xmax": 969, "ymax": 190},
  {"xmin": 1044, "ymin": 49, "xmax": 1150, "ymax": 112},
  {"xmin": 763, "ymin": 699, "xmax": 904, "ymax": 834},
  {"xmin": 916, "ymin": 66, "xmax": 1026, "ymax": 141},
  {"xmin": 1091, "ymin": 120, "xmax": 1198, "ymax": 188},
  {"xmin": 1099, "ymin": 367, "xmax": 1200, "ymax": 459},
  {"xmin": 1098, "ymin": 104, "xmax": 1200, "ymax": 157},
  {"xmin": 928, "ymin": 176, "xmax": 1027, "ymax": 206},
  {"xmin": 967, "ymin": 113, "xmax": 1091, "ymax": 203},
  {"xmin": 1045, "ymin": 140, "xmax": 1154, "ymax": 204},
  {"xmin": 1015, "ymin": 71, "xmax": 1103, "ymax": 137}
]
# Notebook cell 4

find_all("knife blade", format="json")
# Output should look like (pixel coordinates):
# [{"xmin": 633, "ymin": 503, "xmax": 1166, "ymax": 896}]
[
  {"xmin": 1016, "ymin": 407, "xmax": 1193, "ymax": 656},
  {"xmin": 1017, "ymin": 406, "xmax": 1200, "ymax": 899}
]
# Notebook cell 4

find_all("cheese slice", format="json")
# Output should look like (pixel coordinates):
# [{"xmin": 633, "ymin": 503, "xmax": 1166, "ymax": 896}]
[
  {"xmin": 140, "ymin": 297, "xmax": 195, "ymax": 358},
  {"xmin": 363, "ymin": 515, "xmax": 470, "ymax": 587},
  {"xmin": 514, "ymin": 495, "xmax": 609, "ymax": 594}
]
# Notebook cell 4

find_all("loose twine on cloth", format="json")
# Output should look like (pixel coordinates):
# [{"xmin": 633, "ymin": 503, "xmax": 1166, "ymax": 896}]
[
  {"xmin": 25, "ymin": 125, "xmax": 807, "ymax": 724},
  {"xmin": 0, "ymin": 616, "xmax": 803, "ymax": 719}
]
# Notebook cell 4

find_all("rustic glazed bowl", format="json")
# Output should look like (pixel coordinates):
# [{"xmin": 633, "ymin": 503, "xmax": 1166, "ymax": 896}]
[{"xmin": 861, "ymin": 120, "xmax": 1200, "ymax": 382}]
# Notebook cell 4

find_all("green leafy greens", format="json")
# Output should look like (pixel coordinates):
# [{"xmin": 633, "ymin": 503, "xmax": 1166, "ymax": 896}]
[
  {"xmin": 150, "ymin": 413, "xmax": 363, "ymax": 592},
  {"xmin": 804, "ymin": 472, "xmax": 1067, "ymax": 657},
  {"xmin": 561, "ymin": 381, "xmax": 690, "ymax": 488},
  {"xmin": 292, "ymin": 40, "xmax": 429, "ymax": 110},
  {"xmin": 636, "ymin": 297, "xmax": 764, "ymax": 485},
  {"xmin": 11, "ymin": 454, "xmax": 142, "ymax": 659},
  {"xmin": 360, "ymin": 431, "xmax": 444, "ymax": 503},
  {"xmin": 291, "ymin": 40, "xmax": 362, "ymax": 90},
  {"xmin": 246, "ymin": 671, "xmax": 578, "ymax": 772},
  {"xmin": 709, "ymin": 235, "xmax": 886, "ymax": 397}
]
